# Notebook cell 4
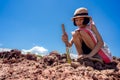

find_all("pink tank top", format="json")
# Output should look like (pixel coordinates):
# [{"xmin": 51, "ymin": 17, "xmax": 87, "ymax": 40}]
[{"xmin": 77, "ymin": 22, "xmax": 112, "ymax": 63}]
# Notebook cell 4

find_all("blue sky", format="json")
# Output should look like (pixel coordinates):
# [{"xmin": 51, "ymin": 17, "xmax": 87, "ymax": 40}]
[{"xmin": 0, "ymin": 0, "xmax": 120, "ymax": 57}]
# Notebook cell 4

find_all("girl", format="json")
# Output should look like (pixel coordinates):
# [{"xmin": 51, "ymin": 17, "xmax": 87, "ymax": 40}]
[{"xmin": 62, "ymin": 7, "xmax": 112, "ymax": 63}]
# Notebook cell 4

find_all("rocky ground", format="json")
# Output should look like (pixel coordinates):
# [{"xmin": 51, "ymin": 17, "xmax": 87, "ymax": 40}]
[{"xmin": 0, "ymin": 49, "xmax": 120, "ymax": 80}]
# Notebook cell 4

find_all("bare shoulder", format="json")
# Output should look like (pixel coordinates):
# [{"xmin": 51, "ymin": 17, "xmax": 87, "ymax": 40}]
[
  {"xmin": 91, "ymin": 24, "xmax": 100, "ymax": 35},
  {"xmin": 91, "ymin": 24, "xmax": 103, "ymax": 42}
]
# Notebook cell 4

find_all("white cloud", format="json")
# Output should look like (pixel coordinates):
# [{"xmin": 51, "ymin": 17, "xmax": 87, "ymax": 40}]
[
  {"xmin": 22, "ymin": 46, "xmax": 48, "ymax": 56},
  {"xmin": 0, "ymin": 48, "xmax": 11, "ymax": 52},
  {"xmin": 0, "ymin": 46, "xmax": 78, "ymax": 59},
  {"xmin": 70, "ymin": 53, "xmax": 78, "ymax": 59}
]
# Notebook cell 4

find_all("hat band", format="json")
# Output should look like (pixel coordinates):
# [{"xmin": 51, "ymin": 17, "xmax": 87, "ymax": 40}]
[{"xmin": 74, "ymin": 13, "xmax": 88, "ymax": 17}]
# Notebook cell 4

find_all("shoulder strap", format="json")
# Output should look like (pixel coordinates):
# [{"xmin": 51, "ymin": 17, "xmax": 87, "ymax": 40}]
[{"xmin": 89, "ymin": 20, "xmax": 95, "ymax": 29}]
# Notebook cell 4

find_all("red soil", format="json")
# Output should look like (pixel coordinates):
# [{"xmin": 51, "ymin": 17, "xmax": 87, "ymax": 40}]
[{"xmin": 0, "ymin": 49, "xmax": 120, "ymax": 80}]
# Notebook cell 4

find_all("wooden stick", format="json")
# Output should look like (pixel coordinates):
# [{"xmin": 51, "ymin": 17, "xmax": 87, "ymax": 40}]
[
  {"xmin": 61, "ymin": 24, "xmax": 71, "ymax": 64},
  {"xmin": 62, "ymin": 24, "xmax": 65, "ymax": 34}
]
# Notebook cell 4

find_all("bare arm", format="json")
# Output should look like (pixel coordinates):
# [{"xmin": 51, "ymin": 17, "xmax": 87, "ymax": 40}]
[
  {"xmin": 62, "ymin": 32, "xmax": 73, "ymax": 47},
  {"xmin": 67, "ymin": 37, "xmax": 74, "ymax": 47},
  {"xmin": 87, "ymin": 24, "xmax": 104, "ymax": 57}
]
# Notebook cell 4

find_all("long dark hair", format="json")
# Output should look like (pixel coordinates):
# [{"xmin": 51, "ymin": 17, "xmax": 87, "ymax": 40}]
[{"xmin": 73, "ymin": 17, "xmax": 90, "ymax": 26}]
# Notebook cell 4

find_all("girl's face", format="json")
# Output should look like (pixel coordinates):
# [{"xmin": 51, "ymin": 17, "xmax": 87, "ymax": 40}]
[{"xmin": 74, "ymin": 17, "xmax": 84, "ymax": 27}]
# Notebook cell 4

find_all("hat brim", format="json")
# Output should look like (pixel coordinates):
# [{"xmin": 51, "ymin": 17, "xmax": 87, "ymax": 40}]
[{"xmin": 72, "ymin": 16, "xmax": 91, "ymax": 21}]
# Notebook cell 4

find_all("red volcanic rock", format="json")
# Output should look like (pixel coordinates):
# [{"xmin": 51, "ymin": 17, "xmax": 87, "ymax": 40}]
[{"xmin": 0, "ymin": 50, "xmax": 120, "ymax": 80}]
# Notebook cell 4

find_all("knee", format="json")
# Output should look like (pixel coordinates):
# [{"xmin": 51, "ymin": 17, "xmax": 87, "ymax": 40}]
[
  {"xmin": 79, "ymin": 31, "xmax": 86, "ymax": 37},
  {"xmin": 72, "ymin": 31, "xmax": 80, "ymax": 39},
  {"xmin": 72, "ymin": 31, "xmax": 82, "ymax": 42}
]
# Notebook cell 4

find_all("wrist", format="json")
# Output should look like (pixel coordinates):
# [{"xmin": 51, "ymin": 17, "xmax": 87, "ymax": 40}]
[{"xmin": 65, "ymin": 41, "xmax": 69, "ymax": 47}]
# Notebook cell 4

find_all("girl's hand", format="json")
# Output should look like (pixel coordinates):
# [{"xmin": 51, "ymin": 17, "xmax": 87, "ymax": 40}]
[
  {"xmin": 78, "ymin": 55, "xmax": 86, "ymax": 59},
  {"xmin": 78, "ymin": 54, "xmax": 92, "ymax": 59},
  {"xmin": 83, "ymin": 54, "xmax": 92, "ymax": 58}
]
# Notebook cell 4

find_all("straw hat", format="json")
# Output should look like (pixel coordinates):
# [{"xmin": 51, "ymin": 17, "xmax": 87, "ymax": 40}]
[{"xmin": 72, "ymin": 7, "xmax": 91, "ymax": 20}]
